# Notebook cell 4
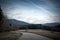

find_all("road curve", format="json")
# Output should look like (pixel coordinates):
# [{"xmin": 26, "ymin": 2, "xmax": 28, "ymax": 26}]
[{"xmin": 18, "ymin": 32, "xmax": 53, "ymax": 40}]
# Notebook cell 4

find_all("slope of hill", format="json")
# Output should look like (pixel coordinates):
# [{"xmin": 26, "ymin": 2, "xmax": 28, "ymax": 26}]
[
  {"xmin": 7, "ymin": 19, "xmax": 29, "ymax": 26},
  {"xmin": 43, "ymin": 22, "xmax": 60, "ymax": 27}
]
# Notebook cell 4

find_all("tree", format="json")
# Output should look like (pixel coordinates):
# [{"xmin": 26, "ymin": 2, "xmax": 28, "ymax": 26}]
[
  {"xmin": 0, "ymin": 6, "xmax": 4, "ymax": 32},
  {"xmin": 0, "ymin": 6, "xmax": 11, "ymax": 32}
]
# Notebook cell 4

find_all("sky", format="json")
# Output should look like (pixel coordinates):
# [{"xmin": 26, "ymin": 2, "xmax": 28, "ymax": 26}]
[{"xmin": 0, "ymin": 0, "xmax": 60, "ymax": 24}]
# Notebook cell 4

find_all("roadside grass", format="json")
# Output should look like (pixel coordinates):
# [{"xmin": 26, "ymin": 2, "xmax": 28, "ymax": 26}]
[
  {"xmin": 19, "ymin": 29, "xmax": 60, "ymax": 40},
  {"xmin": 0, "ymin": 31, "xmax": 22, "ymax": 40}
]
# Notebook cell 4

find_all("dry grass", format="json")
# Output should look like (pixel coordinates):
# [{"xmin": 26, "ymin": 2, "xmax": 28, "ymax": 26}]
[
  {"xmin": 0, "ymin": 31, "xmax": 22, "ymax": 40},
  {"xmin": 19, "ymin": 29, "xmax": 60, "ymax": 40}
]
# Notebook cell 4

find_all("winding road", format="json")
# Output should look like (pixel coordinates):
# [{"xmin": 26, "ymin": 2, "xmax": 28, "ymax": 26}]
[{"xmin": 18, "ymin": 32, "xmax": 53, "ymax": 40}]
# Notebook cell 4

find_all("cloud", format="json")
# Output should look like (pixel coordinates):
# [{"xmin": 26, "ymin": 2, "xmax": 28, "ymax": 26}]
[{"xmin": 0, "ymin": 0, "xmax": 60, "ymax": 24}]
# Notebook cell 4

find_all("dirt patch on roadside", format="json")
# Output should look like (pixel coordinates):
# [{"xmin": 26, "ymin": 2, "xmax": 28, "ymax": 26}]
[{"xmin": 0, "ymin": 31, "xmax": 22, "ymax": 40}]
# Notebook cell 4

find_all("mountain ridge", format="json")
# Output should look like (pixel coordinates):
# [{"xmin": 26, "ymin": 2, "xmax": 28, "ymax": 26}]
[
  {"xmin": 7, "ymin": 19, "xmax": 60, "ymax": 27},
  {"xmin": 7, "ymin": 19, "xmax": 29, "ymax": 26},
  {"xmin": 43, "ymin": 22, "xmax": 60, "ymax": 27}
]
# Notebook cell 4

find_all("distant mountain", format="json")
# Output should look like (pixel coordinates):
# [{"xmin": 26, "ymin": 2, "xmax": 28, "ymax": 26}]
[
  {"xmin": 7, "ymin": 19, "xmax": 29, "ymax": 26},
  {"xmin": 43, "ymin": 22, "xmax": 60, "ymax": 27}
]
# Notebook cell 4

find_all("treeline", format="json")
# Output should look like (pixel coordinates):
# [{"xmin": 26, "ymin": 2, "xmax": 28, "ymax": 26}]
[{"xmin": 19, "ymin": 24, "xmax": 60, "ymax": 32}]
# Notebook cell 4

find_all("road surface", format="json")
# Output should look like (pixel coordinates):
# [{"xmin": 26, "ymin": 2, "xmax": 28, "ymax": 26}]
[{"xmin": 18, "ymin": 32, "xmax": 53, "ymax": 40}]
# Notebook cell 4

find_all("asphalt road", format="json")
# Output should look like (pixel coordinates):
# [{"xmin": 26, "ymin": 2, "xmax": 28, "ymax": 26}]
[{"xmin": 18, "ymin": 32, "xmax": 53, "ymax": 40}]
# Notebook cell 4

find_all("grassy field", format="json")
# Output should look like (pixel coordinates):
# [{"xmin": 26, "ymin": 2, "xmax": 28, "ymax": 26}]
[
  {"xmin": 0, "ymin": 31, "xmax": 22, "ymax": 40},
  {"xmin": 18, "ymin": 29, "xmax": 60, "ymax": 40}
]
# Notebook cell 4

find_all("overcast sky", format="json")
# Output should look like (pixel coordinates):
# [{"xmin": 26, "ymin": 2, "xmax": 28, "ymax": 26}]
[{"xmin": 0, "ymin": 0, "xmax": 60, "ymax": 24}]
